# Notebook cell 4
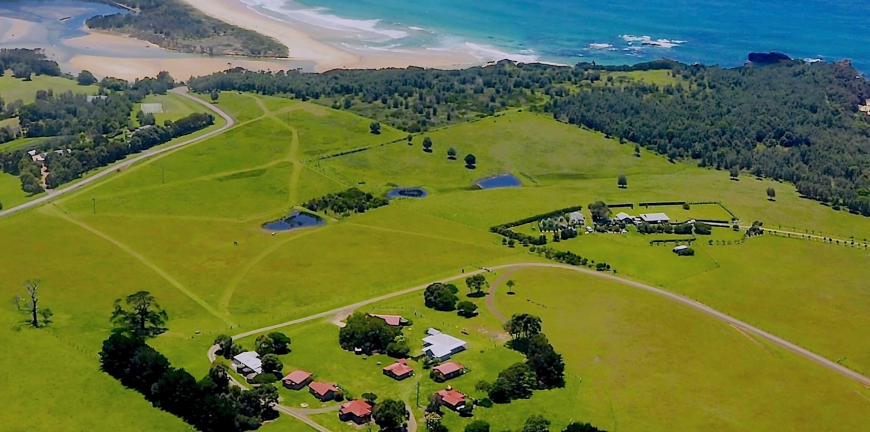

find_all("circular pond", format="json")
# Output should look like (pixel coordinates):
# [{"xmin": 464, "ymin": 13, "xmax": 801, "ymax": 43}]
[
  {"xmin": 263, "ymin": 211, "xmax": 325, "ymax": 231},
  {"xmin": 387, "ymin": 187, "xmax": 429, "ymax": 199}
]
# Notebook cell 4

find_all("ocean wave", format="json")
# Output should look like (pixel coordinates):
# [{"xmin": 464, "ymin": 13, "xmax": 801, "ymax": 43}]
[
  {"xmin": 461, "ymin": 42, "xmax": 539, "ymax": 63},
  {"xmin": 240, "ymin": 0, "xmax": 409, "ymax": 40},
  {"xmin": 589, "ymin": 43, "xmax": 612, "ymax": 50},
  {"xmin": 621, "ymin": 34, "xmax": 684, "ymax": 49}
]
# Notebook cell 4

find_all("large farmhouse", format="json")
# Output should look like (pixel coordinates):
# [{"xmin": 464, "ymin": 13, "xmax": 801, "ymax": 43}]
[{"xmin": 423, "ymin": 329, "xmax": 468, "ymax": 361}]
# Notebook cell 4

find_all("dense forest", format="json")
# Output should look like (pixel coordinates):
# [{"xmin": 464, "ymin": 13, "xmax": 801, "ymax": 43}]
[
  {"xmin": 189, "ymin": 59, "xmax": 870, "ymax": 216},
  {"xmin": 85, "ymin": 0, "xmax": 287, "ymax": 57}
]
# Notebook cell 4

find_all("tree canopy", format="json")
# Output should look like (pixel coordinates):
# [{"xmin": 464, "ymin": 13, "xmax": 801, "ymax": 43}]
[
  {"xmin": 373, "ymin": 398, "xmax": 408, "ymax": 431},
  {"xmin": 338, "ymin": 312, "xmax": 402, "ymax": 353},
  {"xmin": 111, "ymin": 291, "xmax": 169, "ymax": 339},
  {"xmin": 424, "ymin": 282, "xmax": 460, "ymax": 311}
]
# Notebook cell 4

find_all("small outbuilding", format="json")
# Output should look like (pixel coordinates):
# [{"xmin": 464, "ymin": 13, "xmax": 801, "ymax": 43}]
[
  {"xmin": 672, "ymin": 245, "xmax": 689, "ymax": 253},
  {"xmin": 339, "ymin": 399, "xmax": 373, "ymax": 424},
  {"xmin": 282, "ymin": 370, "xmax": 313, "ymax": 390},
  {"xmin": 309, "ymin": 382, "xmax": 339, "ymax": 401},
  {"xmin": 383, "ymin": 359, "xmax": 414, "ymax": 380},
  {"xmin": 615, "ymin": 212, "xmax": 634, "ymax": 223},
  {"xmin": 640, "ymin": 213, "xmax": 670, "ymax": 224},
  {"xmin": 435, "ymin": 388, "xmax": 467, "ymax": 411},
  {"xmin": 432, "ymin": 362, "xmax": 465, "ymax": 381},
  {"xmin": 569, "ymin": 211, "xmax": 585, "ymax": 226}
]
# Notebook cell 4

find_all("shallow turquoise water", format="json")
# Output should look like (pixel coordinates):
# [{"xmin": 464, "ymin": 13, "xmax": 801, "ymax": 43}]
[{"xmin": 242, "ymin": 0, "xmax": 870, "ymax": 70}]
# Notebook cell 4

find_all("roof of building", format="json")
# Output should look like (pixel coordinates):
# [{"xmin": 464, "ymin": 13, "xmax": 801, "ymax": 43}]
[
  {"xmin": 309, "ymin": 382, "xmax": 338, "ymax": 396},
  {"xmin": 615, "ymin": 212, "xmax": 633, "ymax": 220},
  {"xmin": 340, "ymin": 400, "xmax": 372, "ymax": 417},
  {"xmin": 672, "ymin": 245, "xmax": 689, "ymax": 251},
  {"xmin": 233, "ymin": 351, "xmax": 262, "ymax": 374},
  {"xmin": 640, "ymin": 213, "xmax": 670, "ymax": 222},
  {"xmin": 423, "ymin": 332, "xmax": 468, "ymax": 359},
  {"xmin": 437, "ymin": 389, "xmax": 466, "ymax": 406},
  {"xmin": 384, "ymin": 361, "xmax": 414, "ymax": 376},
  {"xmin": 283, "ymin": 370, "xmax": 313, "ymax": 384},
  {"xmin": 569, "ymin": 211, "xmax": 585, "ymax": 220},
  {"xmin": 433, "ymin": 362, "xmax": 463, "ymax": 375},
  {"xmin": 370, "ymin": 314, "xmax": 404, "ymax": 326}
]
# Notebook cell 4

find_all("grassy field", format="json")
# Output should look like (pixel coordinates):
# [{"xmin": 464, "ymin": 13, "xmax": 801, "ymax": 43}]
[
  {"xmin": 3, "ymin": 90, "xmax": 870, "ymax": 431},
  {"xmin": 133, "ymin": 92, "xmax": 207, "ymax": 126},
  {"xmin": 0, "ymin": 72, "xmax": 100, "ymax": 103}
]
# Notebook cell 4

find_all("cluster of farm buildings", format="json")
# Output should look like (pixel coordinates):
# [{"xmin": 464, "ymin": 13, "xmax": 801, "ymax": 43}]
[{"xmin": 231, "ymin": 314, "xmax": 472, "ymax": 425}]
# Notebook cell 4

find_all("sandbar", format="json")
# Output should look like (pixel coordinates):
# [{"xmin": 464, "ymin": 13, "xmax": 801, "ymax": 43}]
[{"xmin": 0, "ymin": 16, "xmax": 35, "ymax": 43}]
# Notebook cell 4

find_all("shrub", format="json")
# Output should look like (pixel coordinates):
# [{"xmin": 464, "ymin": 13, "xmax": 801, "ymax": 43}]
[
  {"xmin": 252, "ymin": 373, "xmax": 279, "ymax": 384},
  {"xmin": 694, "ymin": 222, "xmax": 712, "ymax": 235},
  {"xmin": 477, "ymin": 398, "xmax": 493, "ymax": 408},
  {"xmin": 676, "ymin": 247, "xmax": 696, "ymax": 256},
  {"xmin": 334, "ymin": 391, "xmax": 345, "ymax": 402},
  {"xmin": 386, "ymin": 341, "xmax": 411, "ymax": 358}
]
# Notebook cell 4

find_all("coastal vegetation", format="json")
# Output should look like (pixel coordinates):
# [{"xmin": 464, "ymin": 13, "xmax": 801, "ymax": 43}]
[{"xmin": 86, "ymin": 0, "xmax": 288, "ymax": 57}]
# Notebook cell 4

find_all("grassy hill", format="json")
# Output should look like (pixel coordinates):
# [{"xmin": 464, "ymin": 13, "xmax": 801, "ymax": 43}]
[{"xmin": 1, "ymin": 89, "xmax": 870, "ymax": 431}]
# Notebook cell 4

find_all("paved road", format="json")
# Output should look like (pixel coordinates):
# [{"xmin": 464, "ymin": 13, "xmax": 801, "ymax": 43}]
[
  {"xmin": 214, "ymin": 262, "xmax": 870, "ymax": 390},
  {"xmin": 0, "ymin": 87, "xmax": 234, "ymax": 219}
]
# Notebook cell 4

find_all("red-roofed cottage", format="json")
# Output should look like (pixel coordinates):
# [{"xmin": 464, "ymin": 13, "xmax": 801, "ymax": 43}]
[
  {"xmin": 339, "ymin": 399, "xmax": 373, "ymax": 424},
  {"xmin": 432, "ymin": 362, "xmax": 464, "ymax": 381},
  {"xmin": 383, "ymin": 359, "xmax": 414, "ymax": 380},
  {"xmin": 309, "ymin": 382, "xmax": 339, "ymax": 401},
  {"xmin": 282, "ymin": 370, "xmax": 313, "ymax": 390},
  {"xmin": 435, "ymin": 388, "xmax": 467, "ymax": 411}
]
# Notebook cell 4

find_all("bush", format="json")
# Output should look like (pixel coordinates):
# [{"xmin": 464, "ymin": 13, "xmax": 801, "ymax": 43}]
[
  {"xmin": 682, "ymin": 203, "xmax": 690, "ymax": 210},
  {"xmin": 694, "ymin": 222, "xmax": 712, "ymax": 235},
  {"xmin": 476, "ymin": 398, "xmax": 493, "ymax": 408},
  {"xmin": 676, "ymin": 247, "xmax": 696, "ymax": 256},
  {"xmin": 252, "ymin": 373, "xmax": 279, "ymax": 384},
  {"xmin": 457, "ymin": 404, "xmax": 474, "ymax": 417},
  {"xmin": 424, "ymin": 283, "xmax": 459, "ymax": 311},
  {"xmin": 457, "ymin": 300, "xmax": 479, "ymax": 318},
  {"xmin": 386, "ymin": 341, "xmax": 411, "ymax": 358},
  {"xmin": 334, "ymin": 391, "xmax": 345, "ymax": 402}
]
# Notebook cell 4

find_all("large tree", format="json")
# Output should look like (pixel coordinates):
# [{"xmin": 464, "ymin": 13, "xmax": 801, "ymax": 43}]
[
  {"xmin": 504, "ymin": 313, "xmax": 543, "ymax": 340},
  {"xmin": 261, "ymin": 354, "xmax": 283, "ymax": 376},
  {"xmin": 489, "ymin": 362, "xmax": 537, "ymax": 403},
  {"xmin": 373, "ymin": 399, "xmax": 408, "ymax": 431},
  {"xmin": 111, "ymin": 291, "xmax": 169, "ymax": 339},
  {"xmin": 424, "ymin": 282, "xmax": 459, "ymax": 311},
  {"xmin": 77, "ymin": 70, "xmax": 98, "ymax": 85},
  {"xmin": 522, "ymin": 415, "xmax": 551, "ymax": 432},
  {"xmin": 465, "ymin": 274, "xmax": 487, "ymax": 295}
]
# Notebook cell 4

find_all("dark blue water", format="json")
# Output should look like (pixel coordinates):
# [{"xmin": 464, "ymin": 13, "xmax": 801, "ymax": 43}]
[
  {"xmin": 477, "ymin": 174, "xmax": 521, "ymax": 189},
  {"xmin": 387, "ymin": 188, "xmax": 428, "ymax": 199},
  {"xmin": 263, "ymin": 211, "xmax": 324, "ymax": 231},
  {"xmin": 241, "ymin": 0, "xmax": 870, "ymax": 71}
]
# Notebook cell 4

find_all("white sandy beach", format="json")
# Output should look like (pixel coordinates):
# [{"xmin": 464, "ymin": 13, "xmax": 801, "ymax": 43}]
[
  {"xmin": 68, "ymin": 53, "xmax": 297, "ymax": 81},
  {"xmin": 178, "ymin": 0, "xmax": 479, "ymax": 71}
]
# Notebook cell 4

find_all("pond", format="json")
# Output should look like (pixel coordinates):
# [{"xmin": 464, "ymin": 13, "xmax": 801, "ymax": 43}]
[
  {"xmin": 263, "ymin": 211, "xmax": 325, "ymax": 231},
  {"xmin": 476, "ymin": 173, "xmax": 522, "ymax": 189},
  {"xmin": 387, "ymin": 187, "xmax": 429, "ymax": 199}
]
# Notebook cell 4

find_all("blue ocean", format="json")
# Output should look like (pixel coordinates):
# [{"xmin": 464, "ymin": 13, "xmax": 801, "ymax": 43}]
[{"xmin": 241, "ymin": 0, "xmax": 870, "ymax": 70}]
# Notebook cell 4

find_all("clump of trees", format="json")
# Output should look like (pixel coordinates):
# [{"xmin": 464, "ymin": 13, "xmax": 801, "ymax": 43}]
[
  {"xmin": 457, "ymin": 300, "xmax": 479, "ymax": 318},
  {"xmin": 255, "ymin": 332, "xmax": 292, "ymax": 356},
  {"xmin": 479, "ymin": 314, "xmax": 565, "ymax": 404},
  {"xmin": 214, "ymin": 334, "xmax": 244, "ymax": 360},
  {"xmin": 424, "ymin": 282, "xmax": 460, "ymax": 311},
  {"xmin": 100, "ymin": 292, "xmax": 279, "ymax": 431},
  {"xmin": 373, "ymin": 398, "xmax": 408, "ymax": 432},
  {"xmin": 465, "ymin": 274, "xmax": 487, "ymax": 297},
  {"xmin": 588, "ymin": 201, "xmax": 610, "ymax": 223},
  {"xmin": 338, "ymin": 312, "xmax": 402, "ymax": 354},
  {"xmin": 303, "ymin": 187, "xmax": 388, "ymax": 216},
  {"xmin": 675, "ymin": 247, "xmax": 696, "ymax": 256}
]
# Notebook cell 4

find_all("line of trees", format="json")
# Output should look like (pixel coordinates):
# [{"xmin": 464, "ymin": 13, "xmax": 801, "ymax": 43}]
[{"xmin": 99, "ymin": 291, "xmax": 279, "ymax": 431}]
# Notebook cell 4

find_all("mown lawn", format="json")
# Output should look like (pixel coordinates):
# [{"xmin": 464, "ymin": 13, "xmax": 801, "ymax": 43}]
[{"xmin": 0, "ymin": 72, "xmax": 99, "ymax": 103}]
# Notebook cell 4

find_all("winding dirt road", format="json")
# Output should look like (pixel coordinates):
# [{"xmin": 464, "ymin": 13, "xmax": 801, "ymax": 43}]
[{"xmin": 0, "ymin": 87, "xmax": 234, "ymax": 219}]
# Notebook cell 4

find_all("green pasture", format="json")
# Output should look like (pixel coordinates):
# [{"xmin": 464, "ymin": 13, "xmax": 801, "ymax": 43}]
[
  {"xmin": 3, "ymin": 91, "xmax": 870, "ymax": 430},
  {"xmin": 480, "ymin": 267, "xmax": 870, "ymax": 432},
  {"xmin": 0, "ymin": 72, "xmax": 99, "ymax": 103},
  {"xmin": 134, "ymin": 92, "xmax": 204, "ymax": 125}
]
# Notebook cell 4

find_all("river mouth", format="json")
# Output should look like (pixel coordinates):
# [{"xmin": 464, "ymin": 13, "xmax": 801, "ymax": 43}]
[
  {"xmin": 476, "ymin": 173, "xmax": 522, "ymax": 189},
  {"xmin": 387, "ymin": 187, "xmax": 428, "ymax": 199},
  {"xmin": 263, "ymin": 210, "xmax": 325, "ymax": 231}
]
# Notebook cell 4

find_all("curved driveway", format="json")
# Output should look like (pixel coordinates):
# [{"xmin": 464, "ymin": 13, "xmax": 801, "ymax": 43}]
[
  {"xmin": 214, "ymin": 262, "xmax": 870, "ymax": 389},
  {"xmin": 0, "ymin": 87, "xmax": 234, "ymax": 218}
]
